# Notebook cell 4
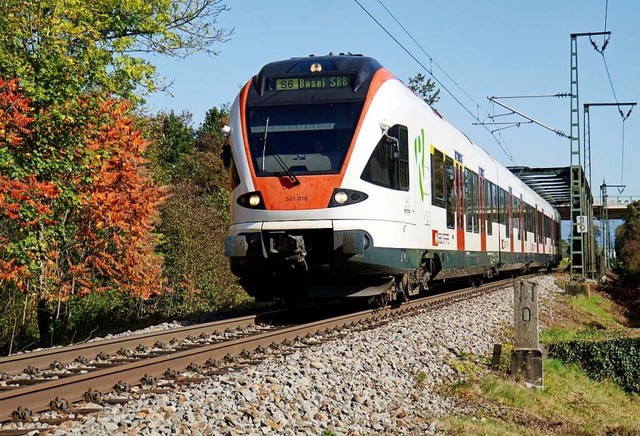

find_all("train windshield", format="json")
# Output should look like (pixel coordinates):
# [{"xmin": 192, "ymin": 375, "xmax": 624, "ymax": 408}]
[{"xmin": 246, "ymin": 102, "xmax": 363, "ymax": 176}]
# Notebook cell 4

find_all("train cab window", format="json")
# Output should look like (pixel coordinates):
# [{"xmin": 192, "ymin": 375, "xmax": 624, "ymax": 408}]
[
  {"xmin": 361, "ymin": 124, "xmax": 409, "ymax": 191},
  {"xmin": 431, "ymin": 148, "xmax": 445, "ymax": 208},
  {"xmin": 444, "ymin": 156, "xmax": 454, "ymax": 228},
  {"xmin": 246, "ymin": 102, "xmax": 363, "ymax": 176}
]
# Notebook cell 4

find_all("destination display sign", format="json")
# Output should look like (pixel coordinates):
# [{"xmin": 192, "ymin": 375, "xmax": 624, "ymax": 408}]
[{"xmin": 271, "ymin": 75, "xmax": 352, "ymax": 91}]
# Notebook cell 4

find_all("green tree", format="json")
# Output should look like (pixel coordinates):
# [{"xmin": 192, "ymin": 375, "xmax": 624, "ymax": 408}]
[
  {"xmin": 0, "ymin": 0, "xmax": 232, "ymax": 106},
  {"xmin": 147, "ymin": 106, "xmax": 247, "ymax": 315},
  {"xmin": 614, "ymin": 200, "xmax": 640, "ymax": 279},
  {"xmin": 145, "ymin": 110, "xmax": 196, "ymax": 183},
  {"xmin": 407, "ymin": 73, "xmax": 440, "ymax": 106},
  {"xmin": 0, "ymin": 0, "xmax": 231, "ymax": 348},
  {"xmin": 196, "ymin": 105, "xmax": 229, "ymax": 151}
]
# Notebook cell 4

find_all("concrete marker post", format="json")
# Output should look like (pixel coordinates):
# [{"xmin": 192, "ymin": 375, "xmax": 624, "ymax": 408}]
[{"xmin": 510, "ymin": 280, "xmax": 543, "ymax": 388}]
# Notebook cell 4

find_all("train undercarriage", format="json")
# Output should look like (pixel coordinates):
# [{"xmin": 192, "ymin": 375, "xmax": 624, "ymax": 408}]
[{"xmin": 226, "ymin": 229, "xmax": 557, "ymax": 308}]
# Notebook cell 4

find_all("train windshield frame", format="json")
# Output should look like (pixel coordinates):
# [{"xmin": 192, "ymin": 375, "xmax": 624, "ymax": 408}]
[{"xmin": 246, "ymin": 102, "xmax": 363, "ymax": 176}]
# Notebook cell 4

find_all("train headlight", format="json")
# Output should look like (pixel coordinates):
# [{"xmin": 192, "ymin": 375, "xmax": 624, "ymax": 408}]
[
  {"xmin": 237, "ymin": 191, "xmax": 266, "ymax": 209},
  {"xmin": 328, "ymin": 188, "xmax": 369, "ymax": 208},
  {"xmin": 333, "ymin": 190, "xmax": 348, "ymax": 205},
  {"xmin": 249, "ymin": 194, "xmax": 261, "ymax": 207}
]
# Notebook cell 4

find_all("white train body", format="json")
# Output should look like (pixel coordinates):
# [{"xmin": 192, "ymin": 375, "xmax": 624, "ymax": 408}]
[{"xmin": 223, "ymin": 55, "xmax": 561, "ymax": 301}]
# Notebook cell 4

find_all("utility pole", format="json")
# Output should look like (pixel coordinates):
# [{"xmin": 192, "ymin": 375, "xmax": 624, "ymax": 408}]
[
  {"xmin": 569, "ymin": 32, "xmax": 610, "ymax": 279},
  {"xmin": 600, "ymin": 180, "xmax": 625, "ymax": 271},
  {"xmin": 585, "ymin": 102, "xmax": 635, "ymax": 276},
  {"xmin": 584, "ymin": 102, "xmax": 636, "ymax": 190}
]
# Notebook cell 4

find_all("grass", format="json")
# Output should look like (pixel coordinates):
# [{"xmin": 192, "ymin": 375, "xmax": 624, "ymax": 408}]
[
  {"xmin": 442, "ymin": 359, "xmax": 640, "ymax": 435},
  {"xmin": 438, "ymin": 279, "xmax": 640, "ymax": 435},
  {"xmin": 540, "ymin": 292, "xmax": 634, "ymax": 343}
]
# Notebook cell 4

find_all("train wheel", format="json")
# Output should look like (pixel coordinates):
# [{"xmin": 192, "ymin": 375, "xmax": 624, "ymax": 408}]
[
  {"xmin": 397, "ymin": 289, "xmax": 409, "ymax": 303},
  {"xmin": 374, "ymin": 293, "xmax": 389, "ymax": 309},
  {"xmin": 397, "ymin": 274, "xmax": 409, "ymax": 303}
]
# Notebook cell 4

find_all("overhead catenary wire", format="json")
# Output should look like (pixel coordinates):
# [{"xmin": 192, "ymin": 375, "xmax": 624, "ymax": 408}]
[
  {"xmin": 620, "ymin": 119, "xmax": 625, "ymax": 187},
  {"xmin": 592, "ymin": 0, "xmax": 632, "ymax": 187},
  {"xmin": 375, "ymin": 0, "xmax": 484, "ymax": 115},
  {"xmin": 352, "ymin": 0, "xmax": 515, "ymax": 164},
  {"xmin": 603, "ymin": 0, "xmax": 609, "ymax": 44}
]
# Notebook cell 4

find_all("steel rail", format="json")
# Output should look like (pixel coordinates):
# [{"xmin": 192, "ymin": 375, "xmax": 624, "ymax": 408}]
[
  {"xmin": 0, "ymin": 314, "xmax": 267, "ymax": 375},
  {"xmin": 0, "ymin": 277, "xmax": 518, "ymax": 423}
]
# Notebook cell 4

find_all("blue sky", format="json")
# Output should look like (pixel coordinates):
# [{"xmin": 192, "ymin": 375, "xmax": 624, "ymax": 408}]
[{"xmin": 144, "ymin": 0, "xmax": 639, "ymax": 201}]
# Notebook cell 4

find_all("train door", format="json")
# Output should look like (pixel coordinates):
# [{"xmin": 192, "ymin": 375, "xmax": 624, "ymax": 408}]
[
  {"xmin": 533, "ymin": 204, "xmax": 540, "ymax": 253},
  {"xmin": 479, "ymin": 171, "xmax": 486, "ymax": 251},
  {"xmin": 454, "ymin": 152, "xmax": 465, "ymax": 251},
  {"xmin": 520, "ymin": 194, "xmax": 525, "ymax": 253},
  {"xmin": 541, "ymin": 211, "xmax": 547, "ymax": 254},
  {"xmin": 361, "ymin": 124, "xmax": 415, "ymax": 249},
  {"xmin": 444, "ymin": 155, "xmax": 455, "ymax": 232},
  {"xmin": 508, "ymin": 188, "xmax": 514, "ymax": 253}
]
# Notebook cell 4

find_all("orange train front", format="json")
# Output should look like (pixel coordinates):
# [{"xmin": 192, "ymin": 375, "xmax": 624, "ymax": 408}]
[{"xmin": 222, "ymin": 54, "xmax": 561, "ymax": 304}]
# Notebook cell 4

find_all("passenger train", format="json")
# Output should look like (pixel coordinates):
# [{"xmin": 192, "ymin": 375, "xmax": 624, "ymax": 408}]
[{"xmin": 223, "ymin": 54, "xmax": 561, "ymax": 304}]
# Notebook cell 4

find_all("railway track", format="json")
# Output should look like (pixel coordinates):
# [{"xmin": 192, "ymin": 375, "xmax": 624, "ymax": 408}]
[{"xmin": 0, "ymin": 276, "xmax": 521, "ymax": 431}]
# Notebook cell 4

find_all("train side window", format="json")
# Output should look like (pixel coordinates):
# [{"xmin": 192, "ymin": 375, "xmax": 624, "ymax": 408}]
[
  {"xmin": 491, "ymin": 183, "xmax": 500, "ymax": 224},
  {"xmin": 536, "ymin": 210, "xmax": 540, "ymax": 243},
  {"xmin": 531, "ymin": 206, "xmax": 534, "ymax": 236},
  {"xmin": 465, "ymin": 169, "xmax": 478, "ymax": 233},
  {"xmin": 499, "ymin": 188, "xmax": 507, "ymax": 227},
  {"xmin": 513, "ymin": 196, "xmax": 520, "ymax": 240},
  {"xmin": 486, "ymin": 181, "xmax": 493, "ymax": 235},
  {"xmin": 472, "ymin": 172, "xmax": 479, "ymax": 233},
  {"xmin": 444, "ymin": 156, "xmax": 454, "ymax": 228},
  {"xmin": 431, "ymin": 148, "xmax": 445, "ymax": 208},
  {"xmin": 506, "ymin": 189, "xmax": 512, "ymax": 237},
  {"xmin": 523, "ymin": 203, "xmax": 528, "ymax": 241},
  {"xmin": 361, "ymin": 124, "xmax": 409, "ymax": 191},
  {"xmin": 465, "ymin": 169, "xmax": 472, "ymax": 232}
]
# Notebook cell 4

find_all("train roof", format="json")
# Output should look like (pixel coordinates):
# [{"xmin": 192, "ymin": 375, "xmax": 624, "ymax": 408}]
[{"xmin": 250, "ymin": 54, "xmax": 384, "ymax": 100}]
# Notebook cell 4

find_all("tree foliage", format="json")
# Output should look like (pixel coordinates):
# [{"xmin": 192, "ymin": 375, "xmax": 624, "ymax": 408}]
[
  {"xmin": 0, "ymin": 79, "xmax": 59, "ymax": 288},
  {"xmin": 0, "ymin": 80, "xmax": 165, "ymax": 347},
  {"xmin": 145, "ymin": 110, "xmax": 196, "ymax": 183},
  {"xmin": 614, "ymin": 200, "xmax": 640, "ymax": 279},
  {"xmin": 145, "ymin": 107, "xmax": 247, "ymax": 316},
  {"xmin": 407, "ymin": 73, "xmax": 440, "ymax": 106},
  {"xmin": 0, "ymin": 0, "xmax": 232, "ymax": 350},
  {"xmin": 548, "ymin": 337, "xmax": 640, "ymax": 393},
  {"xmin": 0, "ymin": 0, "xmax": 232, "ymax": 105}
]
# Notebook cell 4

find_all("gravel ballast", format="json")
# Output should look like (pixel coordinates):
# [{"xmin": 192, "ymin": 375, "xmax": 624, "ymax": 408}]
[{"xmin": 10, "ymin": 276, "xmax": 563, "ymax": 435}]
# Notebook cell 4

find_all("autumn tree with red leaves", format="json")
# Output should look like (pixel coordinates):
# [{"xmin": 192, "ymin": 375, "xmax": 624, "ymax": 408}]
[
  {"xmin": 73, "ymin": 100, "xmax": 165, "ymax": 299},
  {"xmin": 0, "ymin": 80, "xmax": 165, "ymax": 349},
  {"xmin": 0, "ymin": 79, "xmax": 60, "ymax": 289}
]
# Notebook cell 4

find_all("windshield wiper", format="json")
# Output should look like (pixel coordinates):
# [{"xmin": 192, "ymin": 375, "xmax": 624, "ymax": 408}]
[{"xmin": 261, "ymin": 117, "xmax": 300, "ymax": 186}]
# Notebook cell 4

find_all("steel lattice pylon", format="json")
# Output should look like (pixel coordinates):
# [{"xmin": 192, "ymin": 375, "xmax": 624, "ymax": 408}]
[{"xmin": 568, "ymin": 32, "xmax": 609, "ymax": 279}]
